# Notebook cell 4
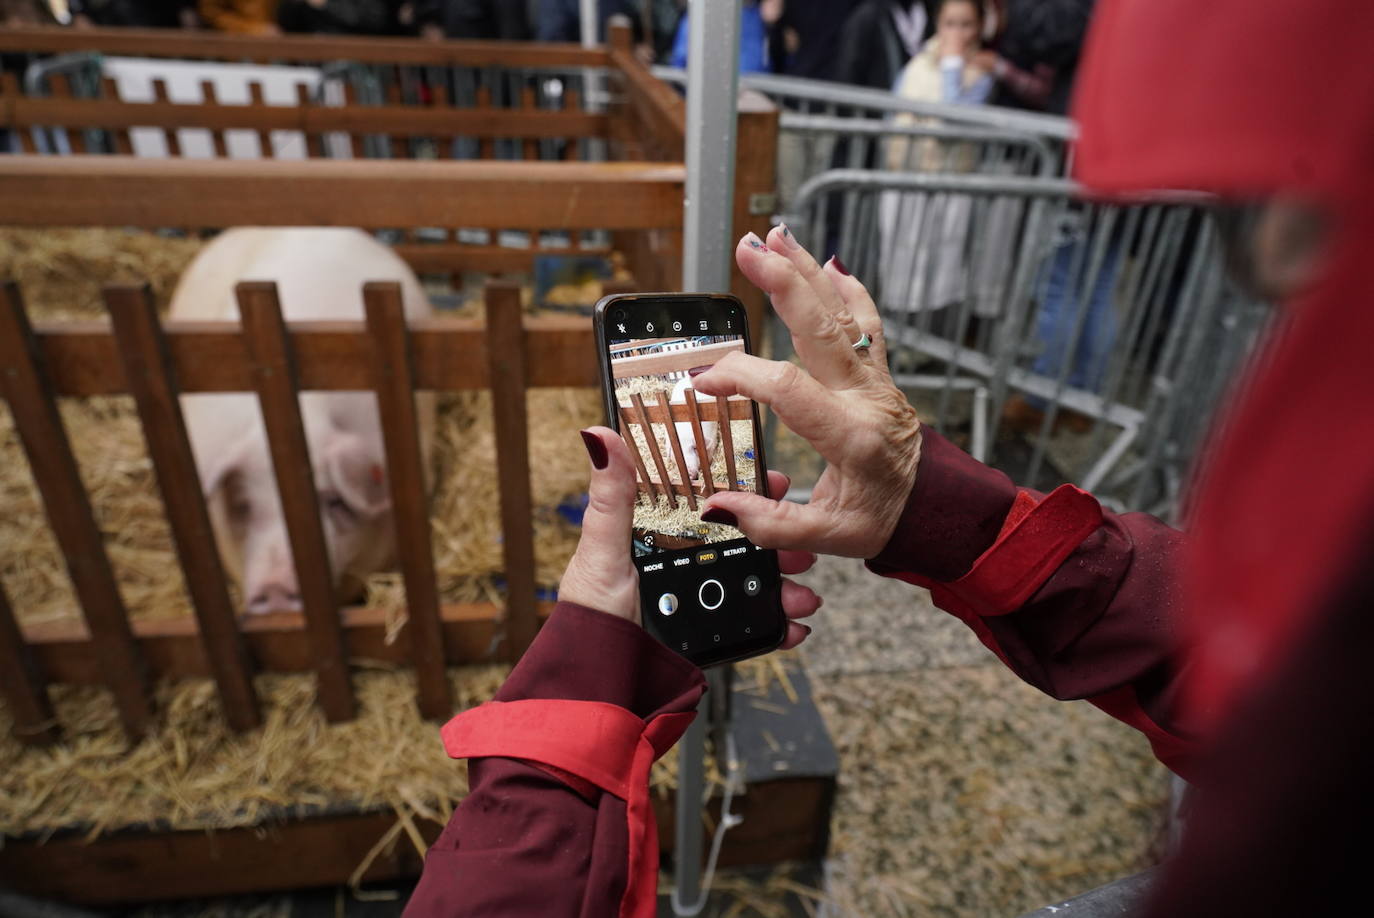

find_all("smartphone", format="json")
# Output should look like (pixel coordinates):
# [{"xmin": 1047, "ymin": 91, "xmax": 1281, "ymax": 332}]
[{"xmin": 593, "ymin": 292, "xmax": 786, "ymax": 667}]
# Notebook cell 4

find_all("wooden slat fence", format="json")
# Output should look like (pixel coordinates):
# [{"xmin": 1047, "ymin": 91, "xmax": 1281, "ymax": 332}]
[{"xmin": 0, "ymin": 280, "xmax": 603, "ymax": 744}]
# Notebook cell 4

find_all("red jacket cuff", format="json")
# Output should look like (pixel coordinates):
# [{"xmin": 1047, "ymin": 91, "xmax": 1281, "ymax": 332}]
[
  {"xmin": 496, "ymin": 601, "xmax": 706, "ymax": 722},
  {"xmin": 866, "ymin": 427, "xmax": 1020, "ymax": 582}
]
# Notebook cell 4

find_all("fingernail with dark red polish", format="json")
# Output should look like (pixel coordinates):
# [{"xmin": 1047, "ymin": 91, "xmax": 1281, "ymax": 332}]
[
  {"xmin": 580, "ymin": 429, "xmax": 608, "ymax": 470},
  {"xmin": 829, "ymin": 255, "xmax": 851, "ymax": 276},
  {"xmin": 798, "ymin": 623, "xmax": 813, "ymax": 636},
  {"xmin": 701, "ymin": 507, "xmax": 738, "ymax": 526},
  {"xmin": 688, "ymin": 365, "xmax": 712, "ymax": 377}
]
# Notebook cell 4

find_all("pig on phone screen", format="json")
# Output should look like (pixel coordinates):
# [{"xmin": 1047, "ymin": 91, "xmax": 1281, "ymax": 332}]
[
  {"xmin": 669, "ymin": 375, "xmax": 717, "ymax": 482},
  {"xmin": 170, "ymin": 228, "xmax": 436, "ymax": 615}
]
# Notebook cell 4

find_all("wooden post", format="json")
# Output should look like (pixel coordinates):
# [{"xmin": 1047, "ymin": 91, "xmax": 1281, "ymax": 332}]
[
  {"xmin": 362, "ymin": 283, "xmax": 451, "ymax": 719},
  {"xmin": 151, "ymin": 78, "xmax": 182, "ymax": 156},
  {"xmin": 100, "ymin": 75, "xmax": 134, "ymax": 154},
  {"xmin": 618, "ymin": 404, "xmax": 658, "ymax": 502},
  {"xmin": 717, "ymin": 395, "xmax": 737, "ymax": 490},
  {"xmin": 201, "ymin": 80, "xmax": 230, "ymax": 157},
  {"xmin": 235, "ymin": 282, "xmax": 355, "ymax": 722},
  {"xmin": 733, "ymin": 93, "xmax": 780, "ymax": 350},
  {"xmin": 104, "ymin": 285, "xmax": 262, "ymax": 732},
  {"xmin": 682, "ymin": 388, "xmax": 714, "ymax": 496},
  {"xmin": 483, "ymin": 281, "xmax": 540, "ymax": 661},
  {"xmin": 656, "ymin": 390, "xmax": 697, "ymax": 510},
  {"xmin": 246, "ymin": 81, "xmax": 274, "ymax": 158},
  {"xmin": 630, "ymin": 391, "xmax": 676, "ymax": 509},
  {"xmin": 0, "ymin": 578, "xmax": 59, "ymax": 745},
  {"xmin": 0, "ymin": 283, "xmax": 153, "ymax": 740}
]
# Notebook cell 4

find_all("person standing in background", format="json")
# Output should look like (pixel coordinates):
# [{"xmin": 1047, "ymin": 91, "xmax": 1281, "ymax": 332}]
[
  {"xmin": 765, "ymin": 0, "xmax": 862, "ymax": 81},
  {"xmin": 831, "ymin": 0, "xmax": 934, "ymax": 91},
  {"xmin": 974, "ymin": 0, "xmax": 1093, "ymax": 114},
  {"xmin": 668, "ymin": 0, "xmax": 771, "ymax": 75}
]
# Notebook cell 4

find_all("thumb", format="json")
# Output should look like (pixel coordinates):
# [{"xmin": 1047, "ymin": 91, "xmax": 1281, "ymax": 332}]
[
  {"xmin": 576, "ymin": 427, "xmax": 639, "ymax": 566},
  {"xmin": 559, "ymin": 428, "xmax": 641, "ymax": 621}
]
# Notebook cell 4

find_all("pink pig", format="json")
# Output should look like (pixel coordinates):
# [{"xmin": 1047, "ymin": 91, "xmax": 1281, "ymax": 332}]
[{"xmin": 170, "ymin": 228, "xmax": 435, "ymax": 615}]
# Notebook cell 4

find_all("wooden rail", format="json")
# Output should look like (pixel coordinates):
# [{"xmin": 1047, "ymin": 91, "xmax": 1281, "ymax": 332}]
[{"xmin": 0, "ymin": 156, "xmax": 685, "ymax": 230}]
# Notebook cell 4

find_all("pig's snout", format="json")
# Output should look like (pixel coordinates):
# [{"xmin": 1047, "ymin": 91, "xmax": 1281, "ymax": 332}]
[{"xmin": 245, "ymin": 582, "xmax": 303, "ymax": 615}]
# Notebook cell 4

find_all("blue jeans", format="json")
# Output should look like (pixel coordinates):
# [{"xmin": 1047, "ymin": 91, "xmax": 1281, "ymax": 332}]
[{"xmin": 1032, "ymin": 238, "xmax": 1121, "ymax": 395}]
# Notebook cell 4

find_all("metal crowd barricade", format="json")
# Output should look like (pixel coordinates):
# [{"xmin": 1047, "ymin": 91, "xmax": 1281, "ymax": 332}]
[{"xmin": 781, "ymin": 169, "xmax": 1272, "ymax": 520}]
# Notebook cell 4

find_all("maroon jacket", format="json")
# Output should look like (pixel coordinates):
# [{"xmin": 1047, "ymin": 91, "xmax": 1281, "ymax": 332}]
[{"xmin": 407, "ymin": 428, "xmax": 1373, "ymax": 915}]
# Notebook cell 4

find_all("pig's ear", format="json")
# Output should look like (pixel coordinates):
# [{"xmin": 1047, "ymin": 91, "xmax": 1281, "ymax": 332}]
[{"xmin": 323, "ymin": 432, "xmax": 392, "ymax": 519}]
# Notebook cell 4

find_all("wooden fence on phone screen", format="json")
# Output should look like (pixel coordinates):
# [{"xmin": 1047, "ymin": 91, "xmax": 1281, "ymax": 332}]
[{"xmin": 610, "ymin": 339, "xmax": 752, "ymax": 511}]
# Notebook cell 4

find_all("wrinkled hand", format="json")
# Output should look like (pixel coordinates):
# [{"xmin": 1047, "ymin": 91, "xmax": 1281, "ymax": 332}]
[
  {"xmin": 558, "ymin": 428, "xmax": 823, "ymax": 650},
  {"xmin": 690, "ymin": 228, "xmax": 922, "ymax": 559}
]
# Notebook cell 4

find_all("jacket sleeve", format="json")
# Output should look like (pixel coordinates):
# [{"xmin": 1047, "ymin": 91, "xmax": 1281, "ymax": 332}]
[
  {"xmin": 866, "ymin": 428, "xmax": 1200, "ymax": 777},
  {"xmin": 404, "ymin": 602, "xmax": 706, "ymax": 917}
]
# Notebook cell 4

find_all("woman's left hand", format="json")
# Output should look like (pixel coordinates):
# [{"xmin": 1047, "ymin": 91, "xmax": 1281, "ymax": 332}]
[{"xmin": 558, "ymin": 427, "xmax": 823, "ymax": 650}]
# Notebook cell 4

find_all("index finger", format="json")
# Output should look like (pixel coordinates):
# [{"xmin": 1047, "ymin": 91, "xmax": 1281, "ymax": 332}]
[
  {"xmin": 689, "ymin": 350, "xmax": 846, "ymax": 458},
  {"xmin": 736, "ymin": 233, "xmax": 864, "ymax": 389}
]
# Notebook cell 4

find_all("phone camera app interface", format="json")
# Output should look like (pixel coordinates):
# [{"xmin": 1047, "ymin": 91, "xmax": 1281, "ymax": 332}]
[{"xmin": 608, "ymin": 330, "xmax": 757, "ymax": 560}]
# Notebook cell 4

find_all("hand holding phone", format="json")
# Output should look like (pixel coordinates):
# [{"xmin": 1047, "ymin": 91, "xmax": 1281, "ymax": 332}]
[{"xmin": 591, "ymin": 293, "xmax": 820, "ymax": 666}]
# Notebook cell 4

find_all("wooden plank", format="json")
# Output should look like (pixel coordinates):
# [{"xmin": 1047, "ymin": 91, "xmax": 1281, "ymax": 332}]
[
  {"xmin": 682, "ymin": 387, "xmax": 714, "ymax": 497},
  {"xmin": 0, "ymin": 578, "xmax": 59, "ymax": 745},
  {"xmin": 101, "ymin": 76, "xmax": 135, "ymax": 155},
  {"xmin": 483, "ymin": 282, "xmax": 540, "ymax": 660},
  {"xmin": 294, "ymin": 83, "xmax": 325, "ymax": 158},
  {"xmin": 22, "ymin": 601, "xmax": 546, "ymax": 684},
  {"xmin": 474, "ymin": 85, "xmax": 495, "ymax": 160},
  {"xmin": 654, "ymin": 390, "xmax": 697, "ymax": 510},
  {"xmin": 0, "ymin": 809, "xmax": 439, "ymax": 905},
  {"xmin": 630, "ymin": 391, "xmax": 676, "ymax": 509},
  {"xmin": 0, "ymin": 27, "xmax": 611, "ymax": 69},
  {"xmin": 245, "ymin": 80, "xmax": 273, "ymax": 158},
  {"xmin": 150, "ymin": 78, "xmax": 181, "ymax": 156},
  {"xmin": 609, "ymin": 339, "xmax": 744, "ymax": 379},
  {"xmin": 0, "ymin": 773, "xmax": 831, "ymax": 904},
  {"xmin": 618, "ymin": 405, "xmax": 659, "ymax": 501},
  {"xmin": 103, "ymin": 285, "xmax": 261, "ymax": 732},
  {"xmin": 718, "ymin": 395, "xmax": 737, "ymax": 490},
  {"xmin": 520, "ymin": 85, "xmax": 539, "ymax": 161},
  {"xmin": 199, "ymin": 80, "xmax": 229, "ymax": 157},
  {"xmin": 31, "ymin": 318, "xmax": 602, "ymax": 396},
  {"xmin": 235, "ymin": 282, "xmax": 354, "ymax": 722},
  {"xmin": 362, "ymin": 283, "xmax": 450, "ymax": 720},
  {"xmin": 0, "ymin": 283, "xmax": 153, "ymax": 739},
  {"xmin": 0, "ymin": 156, "xmax": 686, "ymax": 231}
]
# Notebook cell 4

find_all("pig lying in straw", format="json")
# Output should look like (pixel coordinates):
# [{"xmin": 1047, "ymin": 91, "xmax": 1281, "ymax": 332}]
[
  {"xmin": 669, "ymin": 375, "xmax": 717, "ymax": 482},
  {"xmin": 170, "ymin": 228, "xmax": 435, "ymax": 615}
]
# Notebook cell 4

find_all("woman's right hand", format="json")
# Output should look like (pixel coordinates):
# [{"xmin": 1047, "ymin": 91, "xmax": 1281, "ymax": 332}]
[{"xmin": 690, "ymin": 227, "xmax": 923, "ymax": 559}]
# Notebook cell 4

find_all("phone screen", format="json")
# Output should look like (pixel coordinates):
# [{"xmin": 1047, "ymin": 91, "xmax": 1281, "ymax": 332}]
[{"xmin": 595, "ymin": 293, "xmax": 786, "ymax": 666}]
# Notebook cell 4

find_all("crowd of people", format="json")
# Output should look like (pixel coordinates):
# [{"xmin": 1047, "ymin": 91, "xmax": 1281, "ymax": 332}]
[{"xmin": 1, "ymin": 0, "xmax": 1094, "ymax": 116}]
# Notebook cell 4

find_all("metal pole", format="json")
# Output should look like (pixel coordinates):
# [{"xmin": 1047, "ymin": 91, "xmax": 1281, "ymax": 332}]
[
  {"xmin": 682, "ymin": 0, "xmax": 743, "ymax": 294},
  {"xmin": 579, "ymin": 0, "xmax": 598, "ymax": 46},
  {"xmin": 676, "ymin": 1, "xmax": 742, "ymax": 912}
]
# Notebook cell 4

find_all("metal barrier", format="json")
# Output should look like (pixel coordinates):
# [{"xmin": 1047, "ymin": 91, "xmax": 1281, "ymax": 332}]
[{"xmin": 780, "ymin": 169, "xmax": 1272, "ymax": 520}]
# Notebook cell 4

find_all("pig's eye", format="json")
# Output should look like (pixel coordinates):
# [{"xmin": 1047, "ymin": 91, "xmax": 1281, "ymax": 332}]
[
  {"xmin": 323, "ymin": 493, "xmax": 357, "ymax": 525},
  {"xmin": 227, "ymin": 496, "xmax": 251, "ymax": 521}
]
